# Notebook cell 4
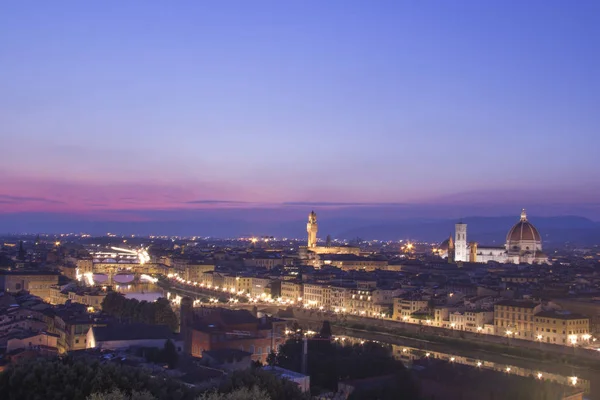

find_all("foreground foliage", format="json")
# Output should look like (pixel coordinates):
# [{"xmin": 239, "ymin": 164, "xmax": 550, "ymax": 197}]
[
  {"xmin": 88, "ymin": 387, "xmax": 270, "ymax": 400},
  {"xmin": 218, "ymin": 368, "xmax": 306, "ymax": 400},
  {"xmin": 0, "ymin": 358, "xmax": 304, "ymax": 400},
  {"xmin": 0, "ymin": 358, "xmax": 196, "ymax": 400}
]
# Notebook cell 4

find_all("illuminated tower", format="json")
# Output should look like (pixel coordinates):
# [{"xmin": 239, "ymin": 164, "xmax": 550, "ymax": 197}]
[
  {"xmin": 447, "ymin": 235, "xmax": 455, "ymax": 263},
  {"xmin": 307, "ymin": 211, "xmax": 318, "ymax": 248},
  {"xmin": 454, "ymin": 222, "xmax": 468, "ymax": 262},
  {"xmin": 469, "ymin": 242, "xmax": 478, "ymax": 263}
]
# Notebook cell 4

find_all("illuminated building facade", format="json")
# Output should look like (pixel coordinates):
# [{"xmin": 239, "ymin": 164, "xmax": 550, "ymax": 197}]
[
  {"xmin": 299, "ymin": 212, "xmax": 360, "ymax": 261},
  {"xmin": 440, "ymin": 210, "xmax": 548, "ymax": 264},
  {"xmin": 534, "ymin": 310, "xmax": 590, "ymax": 345}
]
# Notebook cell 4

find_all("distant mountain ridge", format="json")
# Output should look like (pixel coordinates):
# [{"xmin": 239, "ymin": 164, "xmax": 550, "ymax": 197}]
[
  {"xmin": 1, "ymin": 212, "xmax": 599, "ymax": 246},
  {"xmin": 335, "ymin": 215, "xmax": 600, "ymax": 246}
]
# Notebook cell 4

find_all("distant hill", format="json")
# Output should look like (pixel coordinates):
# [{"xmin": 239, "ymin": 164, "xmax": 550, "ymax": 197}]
[
  {"xmin": 1, "ymin": 212, "xmax": 599, "ymax": 246},
  {"xmin": 335, "ymin": 216, "xmax": 600, "ymax": 246}
]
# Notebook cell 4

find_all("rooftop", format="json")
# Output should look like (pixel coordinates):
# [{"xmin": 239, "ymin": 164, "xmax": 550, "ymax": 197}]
[
  {"xmin": 0, "ymin": 270, "xmax": 60, "ymax": 276},
  {"xmin": 494, "ymin": 300, "xmax": 540, "ymax": 309},
  {"xmin": 202, "ymin": 348, "xmax": 252, "ymax": 363},
  {"xmin": 92, "ymin": 323, "xmax": 175, "ymax": 342},
  {"xmin": 535, "ymin": 310, "xmax": 589, "ymax": 320}
]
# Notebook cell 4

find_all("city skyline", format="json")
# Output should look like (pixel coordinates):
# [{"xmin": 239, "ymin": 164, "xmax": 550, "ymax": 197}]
[{"xmin": 2, "ymin": 1, "xmax": 600, "ymax": 226}]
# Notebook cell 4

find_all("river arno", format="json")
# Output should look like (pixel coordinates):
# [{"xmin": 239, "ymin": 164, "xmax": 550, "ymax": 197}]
[
  {"xmin": 332, "ymin": 329, "xmax": 598, "ymax": 399},
  {"xmin": 114, "ymin": 282, "xmax": 165, "ymax": 302}
]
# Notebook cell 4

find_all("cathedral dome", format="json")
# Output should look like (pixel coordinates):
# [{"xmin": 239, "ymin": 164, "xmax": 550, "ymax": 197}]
[
  {"xmin": 506, "ymin": 209, "xmax": 541, "ymax": 243},
  {"xmin": 439, "ymin": 238, "xmax": 450, "ymax": 251}
]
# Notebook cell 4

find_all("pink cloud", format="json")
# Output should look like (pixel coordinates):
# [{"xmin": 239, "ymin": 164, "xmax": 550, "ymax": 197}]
[{"xmin": 0, "ymin": 173, "xmax": 261, "ymax": 213}]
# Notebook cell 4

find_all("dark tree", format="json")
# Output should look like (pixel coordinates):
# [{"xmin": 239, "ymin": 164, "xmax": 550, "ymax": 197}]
[
  {"xmin": 218, "ymin": 368, "xmax": 305, "ymax": 400},
  {"xmin": 266, "ymin": 351, "xmax": 277, "ymax": 366},
  {"xmin": 101, "ymin": 293, "xmax": 178, "ymax": 331},
  {"xmin": 318, "ymin": 321, "xmax": 332, "ymax": 339},
  {"xmin": 163, "ymin": 339, "xmax": 179, "ymax": 369}
]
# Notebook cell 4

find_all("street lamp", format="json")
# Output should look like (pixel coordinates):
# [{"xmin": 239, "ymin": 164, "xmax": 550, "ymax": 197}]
[
  {"xmin": 570, "ymin": 376, "xmax": 578, "ymax": 386},
  {"xmin": 505, "ymin": 330, "xmax": 514, "ymax": 345},
  {"xmin": 569, "ymin": 335, "xmax": 577, "ymax": 346}
]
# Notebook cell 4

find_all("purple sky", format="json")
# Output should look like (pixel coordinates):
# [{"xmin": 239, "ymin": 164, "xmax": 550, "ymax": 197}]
[{"xmin": 1, "ymin": 1, "xmax": 599, "ymax": 224}]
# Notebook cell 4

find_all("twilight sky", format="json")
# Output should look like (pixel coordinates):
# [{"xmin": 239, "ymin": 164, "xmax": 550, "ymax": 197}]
[{"xmin": 1, "ymin": 1, "xmax": 600, "ymax": 228}]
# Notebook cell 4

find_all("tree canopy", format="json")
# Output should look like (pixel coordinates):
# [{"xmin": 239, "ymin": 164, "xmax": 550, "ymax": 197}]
[
  {"xmin": 87, "ymin": 389, "xmax": 155, "ymax": 400},
  {"xmin": 101, "ymin": 292, "xmax": 178, "ymax": 331},
  {"xmin": 88, "ymin": 387, "xmax": 270, "ymax": 400},
  {"xmin": 197, "ymin": 387, "xmax": 271, "ymax": 400},
  {"xmin": 0, "ymin": 357, "xmax": 306, "ymax": 400},
  {"xmin": 217, "ymin": 368, "xmax": 306, "ymax": 400},
  {"xmin": 0, "ymin": 357, "xmax": 196, "ymax": 400}
]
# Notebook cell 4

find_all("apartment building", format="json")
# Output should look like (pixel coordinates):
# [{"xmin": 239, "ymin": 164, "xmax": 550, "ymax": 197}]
[
  {"xmin": 250, "ymin": 277, "xmax": 272, "ymax": 298},
  {"xmin": 330, "ymin": 286, "xmax": 349, "ymax": 311},
  {"xmin": 281, "ymin": 281, "xmax": 303, "ymax": 304},
  {"xmin": 534, "ymin": 310, "xmax": 590, "ymax": 345},
  {"xmin": 303, "ymin": 283, "xmax": 331, "ymax": 309},
  {"xmin": 0, "ymin": 271, "xmax": 60, "ymax": 303},
  {"xmin": 494, "ymin": 300, "xmax": 542, "ymax": 340},
  {"xmin": 185, "ymin": 262, "xmax": 216, "ymax": 283},
  {"xmin": 392, "ymin": 297, "xmax": 429, "ymax": 321},
  {"xmin": 464, "ymin": 309, "xmax": 494, "ymax": 332}
]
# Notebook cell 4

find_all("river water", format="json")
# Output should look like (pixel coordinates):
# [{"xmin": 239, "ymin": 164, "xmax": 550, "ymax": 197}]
[
  {"xmin": 338, "ymin": 335, "xmax": 594, "ymax": 398},
  {"xmin": 115, "ymin": 282, "xmax": 165, "ymax": 302}
]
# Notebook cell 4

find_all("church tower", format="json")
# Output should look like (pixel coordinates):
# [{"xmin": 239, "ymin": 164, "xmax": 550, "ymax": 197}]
[
  {"xmin": 454, "ymin": 222, "xmax": 468, "ymax": 262},
  {"xmin": 447, "ymin": 235, "xmax": 455, "ymax": 263},
  {"xmin": 307, "ymin": 211, "xmax": 318, "ymax": 248},
  {"xmin": 469, "ymin": 242, "xmax": 478, "ymax": 263}
]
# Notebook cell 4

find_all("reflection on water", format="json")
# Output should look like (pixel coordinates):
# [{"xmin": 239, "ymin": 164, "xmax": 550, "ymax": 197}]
[
  {"xmin": 339, "ymin": 336, "xmax": 590, "ymax": 395},
  {"xmin": 115, "ymin": 282, "xmax": 164, "ymax": 302}
]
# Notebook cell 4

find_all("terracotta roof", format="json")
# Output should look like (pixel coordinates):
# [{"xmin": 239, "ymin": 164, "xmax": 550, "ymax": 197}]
[{"xmin": 506, "ymin": 211, "xmax": 541, "ymax": 243}]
